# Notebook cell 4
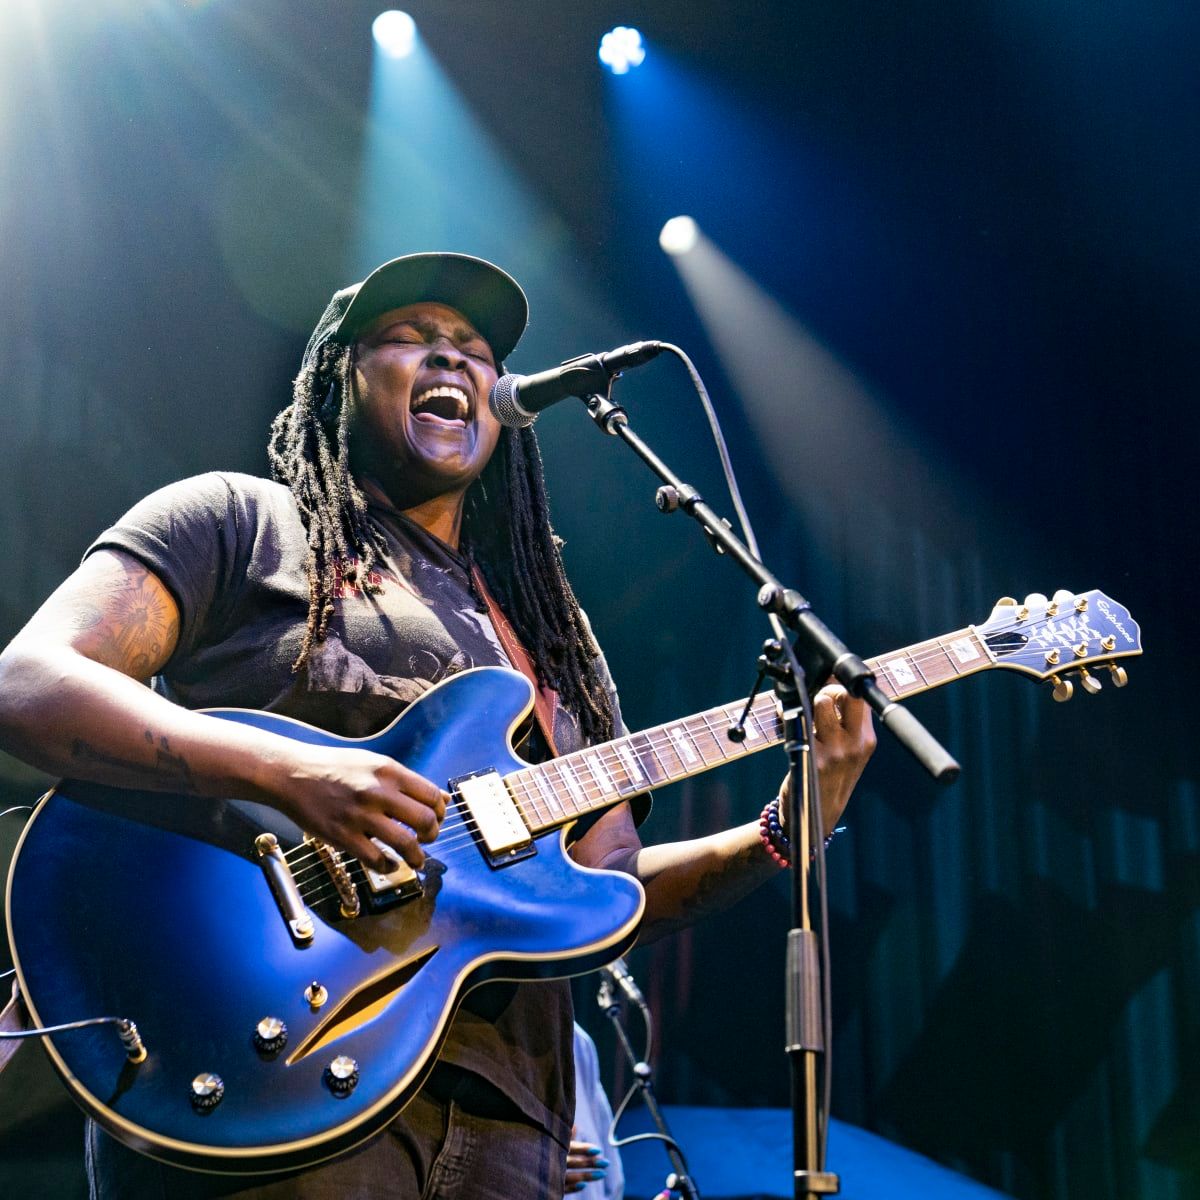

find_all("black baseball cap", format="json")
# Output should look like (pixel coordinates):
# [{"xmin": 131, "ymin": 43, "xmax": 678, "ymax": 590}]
[{"xmin": 303, "ymin": 252, "xmax": 529, "ymax": 367}]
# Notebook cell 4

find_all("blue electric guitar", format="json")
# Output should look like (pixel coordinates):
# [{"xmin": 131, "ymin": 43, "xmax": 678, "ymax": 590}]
[{"xmin": 4, "ymin": 588, "xmax": 1141, "ymax": 1172}]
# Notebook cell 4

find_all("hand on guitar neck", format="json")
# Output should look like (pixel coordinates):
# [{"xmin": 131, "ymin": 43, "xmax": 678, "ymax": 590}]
[{"xmin": 777, "ymin": 683, "xmax": 876, "ymax": 839}]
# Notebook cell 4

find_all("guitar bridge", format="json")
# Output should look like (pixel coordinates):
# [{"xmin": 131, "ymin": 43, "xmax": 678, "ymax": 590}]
[{"xmin": 451, "ymin": 769, "xmax": 535, "ymax": 868}]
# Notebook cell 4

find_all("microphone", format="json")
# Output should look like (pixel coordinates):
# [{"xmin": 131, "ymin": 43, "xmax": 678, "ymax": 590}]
[
  {"xmin": 602, "ymin": 956, "xmax": 648, "ymax": 1009},
  {"xmin": 488, "ymin": 340, "xmax": 664, "ymax": 428}
]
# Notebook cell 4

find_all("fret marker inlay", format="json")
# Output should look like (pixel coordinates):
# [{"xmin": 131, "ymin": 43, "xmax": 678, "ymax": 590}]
[
  {"xmin": 884, "ymin": 656, "xmax": 917, "ymax": 686},
  {"xmin": 669, "ymin": 726, "xmax": 699, "ymax": 764},
  {"xmin": 949, "ymin": 637, "xmax": 979, "ymax": 664},
  {"xmin": 616, "ymin": 744, "xmax": 646, "ymax": 786}
]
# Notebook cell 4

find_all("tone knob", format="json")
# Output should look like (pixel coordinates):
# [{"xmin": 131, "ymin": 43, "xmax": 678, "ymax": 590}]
[
  {"xmin": 191, "ymin": 1072, "xmax": 225, "ymax": 1110},
  {"xmin": 326, "ymin": 1055, "xmax": 359, "ymax": 1095},
  {"xmin": 254, "ymin": 1016, "xmax": 288, "ymax": 1054}
]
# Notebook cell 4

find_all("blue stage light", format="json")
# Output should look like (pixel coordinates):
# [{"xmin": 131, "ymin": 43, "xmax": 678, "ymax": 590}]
[
  {"xmin": 373, "ymin": 10, "xmax": 417, "ymax": 59},
  {"xmin": 598, "ymin": 27, "xmax": 646, "ymax": 75},
  {"xmin": 659, "ymin": 216, "xmax": 698, "ymax": 256}
]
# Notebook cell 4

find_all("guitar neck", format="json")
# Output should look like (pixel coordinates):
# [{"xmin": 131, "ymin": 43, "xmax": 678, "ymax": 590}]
[{"xmin": 506, "ymin": 624, "xmax": 992, "ymax": 834}]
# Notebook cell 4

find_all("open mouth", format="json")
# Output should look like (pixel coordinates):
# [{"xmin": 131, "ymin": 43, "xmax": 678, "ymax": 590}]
[{"xmin": 412, "ymin": 385, "xmax": 470, "ymax": 428}]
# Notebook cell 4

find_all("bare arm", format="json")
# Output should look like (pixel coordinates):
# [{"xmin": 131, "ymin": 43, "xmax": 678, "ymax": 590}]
[
  {"xmin": 571, "ymin": 685, "xmax": 875, "ymax": 942},
  {"xmin": 0, "ymin": 550, "xmax": 446, "ymax": 871}
]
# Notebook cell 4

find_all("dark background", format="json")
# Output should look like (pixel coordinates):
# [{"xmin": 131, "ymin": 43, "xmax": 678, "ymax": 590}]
[{"xmin": 0, "ymin": 2, "xmax": 1195, "ymax": 1197}]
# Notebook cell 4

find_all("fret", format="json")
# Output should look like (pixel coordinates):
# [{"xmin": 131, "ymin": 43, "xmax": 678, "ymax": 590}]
[
  {"xmin": 614, "ymin": 739, "xmax": 649, "ymax": 790},
  {"xmin": 602, "ymin": 742, "xmax": 640, "ymax": 796},
  {"xmin": 667, "ymin": 721, "xmax": 701, "ymax": 772},
  {"xmin": 555, "ymin": 759, "xmax": 589, "ymax": 812},
  {"xmin": 584, "ymin": 749, "xmax": 618, "ymax": 798},
  {"xmin": 691, "ymin": 712, "xmax": 732, "ymax": 764},
  {"xmin": 509, "ymin": 772, "xmax": 543, "ymax": 825},
  {"xmin": 529, "ymin": 767, "xmax": 559, "ymax": 821},
  {"xmin": 630, "ymin": 732, "xmax": 668, "ymax": 784},
  {"xmin": 874, "ymin": 650, "xmax": 922, "ymax": 697},
  {"xmin": 916, "ymin": 638, "xmax": 963, "ymax": 687},
  {"xmin": 640, "ymin": 725, "xmax": 681, "ymax": 779},
  {"xmin": 944, "ymin": 631, "xmax": 985, "ymax": 669},
  {"xmin": 537, "ymin": 763, "xmax": 573, "ymax": 820}
]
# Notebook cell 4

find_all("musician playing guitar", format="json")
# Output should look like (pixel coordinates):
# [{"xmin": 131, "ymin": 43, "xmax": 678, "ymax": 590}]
[{"xmin": 0, "ymin": 253, "xmax": 874, "ymax": 1198}]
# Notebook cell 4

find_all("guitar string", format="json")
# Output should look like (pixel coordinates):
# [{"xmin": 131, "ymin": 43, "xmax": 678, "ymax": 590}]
[
  {"xmin": 283, "ymin": 604, "xmax": 1115, "ymax": 870},
  {"xmin": 281, "ymin": 700, "xmax": 772, "ymax": 877},
  {"xmin": 290, "ymin": 704, "xmax": 788, "ymax": 895},
  {"xmin": 285, "ymin": 607, "xmax": 1122, "ymax": 890}
]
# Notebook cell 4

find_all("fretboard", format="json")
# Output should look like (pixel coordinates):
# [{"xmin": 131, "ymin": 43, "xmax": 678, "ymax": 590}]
[{"xmin": 504, "ymin": 624, "xmax": 993, "ymax": 834}]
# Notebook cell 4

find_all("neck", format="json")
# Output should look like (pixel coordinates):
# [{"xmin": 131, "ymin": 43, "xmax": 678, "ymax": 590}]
[{"xmin": 358, "ymin": 476, "xmax": 466, "ymax": 549}]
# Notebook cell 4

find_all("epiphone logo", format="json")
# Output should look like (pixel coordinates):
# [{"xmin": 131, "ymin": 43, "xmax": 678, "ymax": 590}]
[{"xmin": 1096, "ymin": 597, "xmax": 1135, "ymax": 645}]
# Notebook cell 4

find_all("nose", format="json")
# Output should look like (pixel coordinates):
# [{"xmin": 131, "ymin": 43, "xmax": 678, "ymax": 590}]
[{"xmin": 426, "ymin": 339, "xmax": 468, "ymax": 371}]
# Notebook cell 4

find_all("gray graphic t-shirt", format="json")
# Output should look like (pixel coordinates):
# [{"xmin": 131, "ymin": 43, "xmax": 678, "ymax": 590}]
[{"xmin": 87, "ymin": 471, "xmax": 631, "ymax": 1148}]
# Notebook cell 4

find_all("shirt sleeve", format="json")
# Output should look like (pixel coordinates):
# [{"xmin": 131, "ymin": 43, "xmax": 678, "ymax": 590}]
[{"xmin": 84, "ymin": 472, "xmax": 243, "ymax": 666}]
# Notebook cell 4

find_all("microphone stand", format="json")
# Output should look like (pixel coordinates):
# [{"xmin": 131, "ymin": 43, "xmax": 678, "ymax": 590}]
[
  {"xmin": 598, "ymin": 974, "xmax": 699, "ymax": 1200},
  {"xmin": 578, "ymin": 390, "xmax": 960, "ymax": 1200}
]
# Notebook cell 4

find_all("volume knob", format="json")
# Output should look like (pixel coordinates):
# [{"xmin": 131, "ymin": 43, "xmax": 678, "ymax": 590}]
[
  {"xmin": 326, "ymin": 1055, "xmax": 359, "ymax": 1096},
  {"xmin": 254, "ymin": 1016, "xmax": 288, "ymax": 1055},
  {"xmin": 191, "ymin": 1072, "xmax": 225, "ymax": 1110}
]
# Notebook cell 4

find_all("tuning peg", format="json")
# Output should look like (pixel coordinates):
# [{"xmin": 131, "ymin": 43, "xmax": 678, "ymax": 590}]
[
  {"xmin": 1052, "ymin": 589, "xmax": 1074, "ymax": 605},
  {"xmin": 1050, "ymin": 675, "xmax": 1074, "ymax": 702},
  {"xmin": 995, "ymin": 596, "xmax": 1017, "ymax": 607},
  {"xmin": 1107, "ymin": 663, "xmax": 1129, "ymax": 687},
  {"xmin": 1078, "ymin": 669, "xmax": 1102, "ymax": 695}
]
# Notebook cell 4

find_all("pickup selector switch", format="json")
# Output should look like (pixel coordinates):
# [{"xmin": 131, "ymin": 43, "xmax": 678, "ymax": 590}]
[
  {"xmin": 254, "ymin": 1016, "xmax": 288, "ymax": 1054},
  {"xmin": 191, "ymin": 1073, "xmax": 225, "ymax": 1110},
  {"xmin": 326, "ymin": 1055, "xmax": 359, "ymax": 1096}
]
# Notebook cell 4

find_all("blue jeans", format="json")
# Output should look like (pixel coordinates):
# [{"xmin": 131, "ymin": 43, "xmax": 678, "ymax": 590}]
[{"xmin": 87, "ymin": 1089, "xmax": 568, "ymax": 1199}]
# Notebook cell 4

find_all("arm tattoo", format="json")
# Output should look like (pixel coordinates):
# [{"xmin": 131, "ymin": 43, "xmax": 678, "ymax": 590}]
[
  {"xmin": 71, "ymin": 558, "xmax": 180, "ymax": 679},
  {"xmin": 71, "ymin": 732, "xmax": 198, "ymax": 794}
]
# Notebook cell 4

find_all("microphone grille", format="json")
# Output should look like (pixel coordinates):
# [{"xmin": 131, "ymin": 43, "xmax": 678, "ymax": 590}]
[{"xmin": 488, "ymin": 375, "xmax": 537, "ymax": 429}]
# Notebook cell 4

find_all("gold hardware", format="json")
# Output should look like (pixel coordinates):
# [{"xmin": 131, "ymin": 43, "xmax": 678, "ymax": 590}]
[
  {"xmin": 1078, "ymin": 669, "xmax": 1102, "ymax": 695},
  {"xmin": 1075, "ymin": 596, "xmax": 1088, "ymax": 612},
  {"xmin": 1044, "ymin": 649, "xmax": 1060, "ymax": 667},
  {"xmin": 1073, "ymin": 643, "xmax": 1088, "ymax": 658},
  {"xmin": 996, "ymin": 596, "xmax": 1017, "ymax": 607},
  {"xmin": 1101, "ymin": 635, "xmax": 1116, "ymax": 651},
  {"xmin": 1046, "ymin": 601, "xmax": 1059, "ymax": 616},
  {"xmin": 1051, "ymin": 676, "xmax": 1074, "ymax": 702},
  {"xmin": 1108, "ymin": 664, "xmax": 1129, "ymax": 687},
  {"xmin": 1017, "ymin": 606, "xmax": 1030, "ymax": 621},
  {"xmin": 305, "ymin": 981, "xmax": 328, "ymax": 1009}
]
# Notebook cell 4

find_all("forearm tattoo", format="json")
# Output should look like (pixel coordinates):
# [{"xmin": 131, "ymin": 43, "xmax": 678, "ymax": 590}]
[{"xmin": 71, "ymin": 732, "xmax": 198, "ymax": 793}]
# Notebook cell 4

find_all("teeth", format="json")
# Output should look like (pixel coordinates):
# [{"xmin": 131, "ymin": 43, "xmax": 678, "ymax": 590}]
[{"xmin": 414, "ymin": 385, "xmax": 469, "ymax": 420}]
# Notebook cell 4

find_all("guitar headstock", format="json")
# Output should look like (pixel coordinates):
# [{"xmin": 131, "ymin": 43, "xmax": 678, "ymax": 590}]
[{"xmin": 974, "ymin": 588, "xmax": 1142, "ymax": 701}]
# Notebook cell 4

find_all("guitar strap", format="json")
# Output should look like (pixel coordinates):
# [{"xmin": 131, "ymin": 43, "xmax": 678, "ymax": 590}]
[
  {"xmin": 470, "ymin": 564, "xmax": 560, "ymax": 758},
  {"xmin": 0, "ymin": 979, "xmax": 29, "ymax": 1077}
]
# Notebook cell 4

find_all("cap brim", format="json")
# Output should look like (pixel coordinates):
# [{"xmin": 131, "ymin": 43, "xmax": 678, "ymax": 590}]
[{"xmin": 335, "ymin": 252, "xmax": 529, "ymax": 363}]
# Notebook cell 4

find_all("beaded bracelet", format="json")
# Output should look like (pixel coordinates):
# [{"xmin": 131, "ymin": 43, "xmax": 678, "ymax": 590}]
[{"xmin": 758, "ymin": 797, "xmax": 845, "ymax": 869}]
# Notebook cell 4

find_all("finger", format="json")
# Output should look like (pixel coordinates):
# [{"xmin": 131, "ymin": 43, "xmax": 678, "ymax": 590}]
[
  {"xmin": 387, "ymin": 761, "xmax": 450, "ymax": 814},
  {"xmin": 812, "ymin": 686, "xmax": 849, "ymax": 740},
  {"xmin": 370, "ymin": 787, "xmax": 442, "ymax": 842},
  {"xmin": 361, "ymin": 811, "xmax": 425, "ymax": 870}
]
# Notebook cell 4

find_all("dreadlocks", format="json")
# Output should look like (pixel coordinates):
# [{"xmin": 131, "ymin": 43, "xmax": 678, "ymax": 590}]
[{"xmin": 267, "ymin": 339, "xmax": 615, "ymax": 746}]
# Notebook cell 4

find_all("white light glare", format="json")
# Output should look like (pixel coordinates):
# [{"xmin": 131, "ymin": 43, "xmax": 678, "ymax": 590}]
[
  {"xmin": 373, "ymin": 10, "xmax": 417, "ymax": 59},
  {"xmin": 659, "ymin": 216, "xmax": 699, "ymax": 256},
  {"xmin": 598, "ymin": 27, "xmax": 646, "ymax": 75}
]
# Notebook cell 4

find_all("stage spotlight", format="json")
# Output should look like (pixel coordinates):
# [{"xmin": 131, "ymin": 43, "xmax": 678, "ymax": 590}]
[
  {"xmin": 599, "ymin": 27, "xmax": 646, "ymax": 75},
  {"xmin": 659, "ymin": 215, "xmax": 698, "ymax": 256},
  {"xmin": 372, "ymin": 10, "xmax": 417, "ymax": 59}
]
